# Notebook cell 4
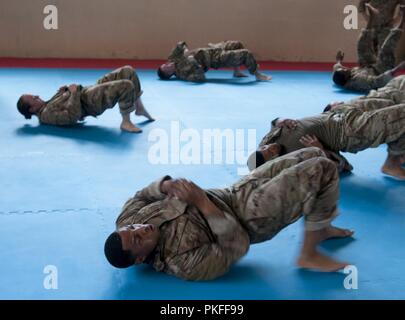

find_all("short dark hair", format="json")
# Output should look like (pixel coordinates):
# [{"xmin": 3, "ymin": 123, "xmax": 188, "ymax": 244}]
[
  {"xmin": 157, "ymin": 66, "xmax": 173, "ymax": 80},
  {"xmin": 104, "ymin": 232, "xmax": 135, "ymax": 269},
  {"xmin": 324, "ymin": 104, "xmax": 332, "ymax": 112},
  {"xmin": 278, "ymin": 145, "xmax": 287, "ymax": 156},
  {"xmin": 255, "ymin": 151, "xmax": 266, "ymax": 169},
  {"xmin": 333, "ymin": 70, "xmax": 349, "ymax": 86},
  {"xmin": 17, "ymin": 96, "xmax": 32, "ymax": 119}
]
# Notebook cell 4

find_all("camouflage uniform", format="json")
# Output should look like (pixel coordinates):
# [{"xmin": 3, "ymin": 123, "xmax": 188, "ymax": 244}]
[
  {"xmin": 358, "ymin": 0, "xmax": 404, "ymax": 51},
  {"xmin": 116, "ymin": 148, "xmax": 340, "ymax": 281},
  {"xmin": 367, "ymin": 73, "xmax": 405, "ymax": 103},
  {"xmin": 333, "ymin": 27, "xmax": 403, "ymax": 92},
  {"xmin": 38, "ymin": 66, "xmax": 142, "ymax": 126},
  {"xmin": 168, "ymin": 41, "xmax": 259, "ymax": 82},
  {"xmin": 260, "ymin": 83, "xmax": 405, "ymax": 169}
]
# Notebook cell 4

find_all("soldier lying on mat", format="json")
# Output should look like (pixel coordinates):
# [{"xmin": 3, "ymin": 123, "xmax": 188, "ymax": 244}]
[
  {"xmin": 157, "ymin": 40, "xmax": 272, "ymax": 82},
  {"xmin": 247, "ymin": 76, "xmax": 405, "ymax": 180},
  {"xmin": 16, "ymin": 66, "xmax": 154, "ymax": 133},
  {"xmin": 104, "ymin": 148, "xmax": 354, "ymax": 281},
  {"xmin": 332, "ymin": 4, "xmax": 405, "ymax": 93}
]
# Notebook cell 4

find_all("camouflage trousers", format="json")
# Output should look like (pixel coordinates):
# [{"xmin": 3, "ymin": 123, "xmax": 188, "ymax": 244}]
[
  {"xmin": 81, "ymin": 65, "xmax": 141, "ymax": 117},
  {"xmin": 358, "ymin": 27, "xmax": 402, "ymax": 73},
  {"xmin": 207, "ymin": 40, "xmax": 246, "ymax": 51},
  {"xmin": 342, "ymin": 103, "xmax": 405, "ymax": 156},
  {"xmin": 228, "ymin": 148, "xmax": 339, "ymax": 244},
  {"xmin": 368, "ymin": 75, "xmax": 405, "ymax": 104},
  {"xmin": 194, "ymin": 41, "xmax": 258, "ymax": 74}
]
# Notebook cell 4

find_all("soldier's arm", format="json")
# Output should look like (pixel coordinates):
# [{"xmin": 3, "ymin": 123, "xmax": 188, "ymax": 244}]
[
  {"xmin": 116, "ymin": 176, "xmax": 172, "ymax": 227},
  {"xmin": 184, "ymin": 58, "xmax": 206, "ymax": 82},
  {"xmin": 274, "ymin": 118, "xmax": 298, "ymax": 129},
  {"xmin": 368, "ymin": 72, "xmax": 394, "ymax": 91},
  {"xmin": 165, "ymin": 211, "xmax": 250, "ymax": 281},
  {"xmin": 161, "ymin": 179, "xmax": 250, "ymax": 280},
  {"xmin": 258, "ymin": 125, "xmax": 282, "ymax": 147},
  {"xmin": 326, "ymin": 152, "xmax": 354, "ymax": 172},
  {"xmin": 333, "ymin": 62, "xmax": 342, "ymax": 72},
  {"xmin": 39, "ymin": 89, "xmax": 82, "ymax": 126},
  {"xmin": 168, "ymin": 41, "xmax": 187, "ymax": 61},
  {"xmin": 298, "ymin": 135, "xmax": 353, "ymax": 172},
  {"xmin": 186, "ymin": 71, "xmax": 206, "ymax": 82},
  {"xmin": 64, "ymin": 85, "xmax": 83, "ymax": 111},
  {"xmin": 358, "ymin": 0, "xmax": 368, "ymax": 12}
]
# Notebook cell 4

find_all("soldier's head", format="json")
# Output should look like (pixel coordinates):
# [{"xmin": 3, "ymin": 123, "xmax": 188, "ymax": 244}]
[
  {"xmin": 247, "ymin": 143, "xmax": 283, "ymax": 171},
  {"xmin": 332, "ymin": 69, "xmax": 351, "ymax": 87},
  {"xmin": 157, "ymin": 62, "xmax": 176, "ymax": 80},
  {"xmin": 323, "ymin": 101, "xmax": 344, "ymax": 112},
  {"xmin": 17, "ymin": 94, "xmax": 45, "ymax": 119},
  {"xmin": 104, "ymin": 224, "xmax": 160, "ymax": 268}
]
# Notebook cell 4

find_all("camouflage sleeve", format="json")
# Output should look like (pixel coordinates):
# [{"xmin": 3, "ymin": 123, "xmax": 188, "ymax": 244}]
[
  {"xmin": 185, "ymin": 70, "xmax": 206, "ymax": 82},
  {"xmin": 259, "ymin": 126, "xmax": 282, "ymax": 147},
  {"xmin": 326, "ymin": 151, "xmax": 354, "ymax": 172},
  {"xmin": 345, "ymin": 72, "xmax": 393, "ymax": 93},
  {"xmin": 116, "ymin": 176, "xmax": 172, "ymax": 227},
  {"xmin": 183, "ymin": 57, "xmax": 206, "ymax": 82},
  {"xmin": 39, "ymin": 89, "xmax": 83, "ymax": 126},
  {"xmin": 164, "ymin": 212, "xmax": 250, "ymax": 281},
  {"xmin": 372, "ymin": 72, "xmax": 394, "ymax": 90},
  {"xmin": 358, "ymin": 0, "xmax": 367, "ymax": 12},
  {"xmin": 168, "ymin": 41, "xmax": 187, "ymax": 61}
]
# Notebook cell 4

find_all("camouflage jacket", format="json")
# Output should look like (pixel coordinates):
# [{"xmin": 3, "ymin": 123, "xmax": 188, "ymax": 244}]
[
  {"xmin": 168, "ymin": 41, "xmax": 207, "ymax": 82},
  {"xmin": 38, "ymin": 86, "xmax": 84, "ymax": 126},
  {"xmin": 116, "ymin": 176, "xmax": 250, "ymax": 281}
]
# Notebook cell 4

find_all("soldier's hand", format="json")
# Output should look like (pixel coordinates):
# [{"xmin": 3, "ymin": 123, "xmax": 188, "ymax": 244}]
[
  {"xmin": 68, "ymin": 84, "xmax": 78, "ymax": 93},
  {"xmin": 161, "ymin": 179, "xmax": 175, "ymax": 196},
  {"xmin": 276, "ymin": 118, "xmax": 298, "ymax": 130},
  {"xmin": 170, "ymin": 179, "xmax": 208, "ymax": 208},
  {"xmin": 358, "ymin": 0, "xmax": 368, "ymax": 12},
  {"xmin": 299, "ymin": 135, "xmax": 324, "ymax": 150},
  {"xmin": 336, "ymin": 51, "xmax": 345, "ymax": 62}
]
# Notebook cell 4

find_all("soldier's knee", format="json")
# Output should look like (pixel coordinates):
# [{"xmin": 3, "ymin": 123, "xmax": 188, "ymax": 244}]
[
  {"xmin": 120, "ymin": 66, "xmax": 135, "ymax": 78},
  {"xmin": 118, "ymin": 80, "xmax": 135, "ymax": 92},
  {"xmin": 121, "ymin": 65, "xmax": 134, "ymax": 72}
]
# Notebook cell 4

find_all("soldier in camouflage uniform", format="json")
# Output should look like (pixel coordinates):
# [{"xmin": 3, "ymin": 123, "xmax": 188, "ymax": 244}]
[
  {"xmin": 104, "ymin": 148, "xmax": 354, "ymax": 281},
  {"xmin": 157, "ymin": 40, "xmax": 272, "ymax": 82},
  {"xmin": 333, "ymin": 4, "xmax": 405, "ymax": 92},
  {"xmin": 358, "ymin": 0, "xmax": 405, "ymax": 52},
  {"xmin": 16, "ymin": 66, "xmax": 154, "ymax": 133},
  {"xmin": 247, "ymin": 77, "xmax": 405, "ymax": 179}
]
